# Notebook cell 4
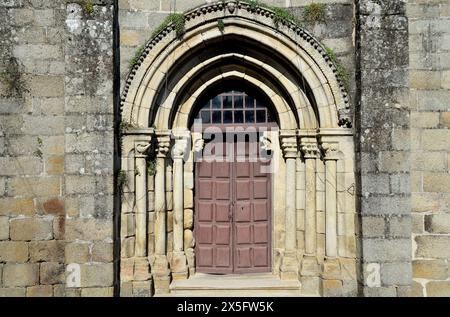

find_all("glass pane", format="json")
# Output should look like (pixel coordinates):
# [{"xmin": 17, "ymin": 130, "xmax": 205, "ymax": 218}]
[
  {"xmin": 234, "ymin": 96, "xmax": 243, "ymax": 108},
  {"xmin": 211, "ymin": 97, "xmax": 220, "ymax": 109},
  {"xmin": 212, "ymin": 111, "xmax": 222, "ymax": 123},
  {"xmin": 256, "ymin": 99, "xmax": 264, "ymax": 108},
  {"xmin": 234, "ymin": 111, "xmax": 244, "ymax": 123},
  {"xmin": 223, "ymin": 111, "xmax": 233, "ymax": 124},
  {"xmin": 245, "ymin": 110, "xmax": 255, "ymax": 123},
  {"xmin": 201, "ymin": 111, "xmax": 210, "ymax": 123},
  {"xmin": 256, "ymin": 110, "xmax": 266, "ymax": 123},
  {"xmin": 245, "ymin": 96, "xmax": 254, "ymax": 108},
  {"xmin": 223, "ymin": 95, "xmax": 232, "ymax": 108}
]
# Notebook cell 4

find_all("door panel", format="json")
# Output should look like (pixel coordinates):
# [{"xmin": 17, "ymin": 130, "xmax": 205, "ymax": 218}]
[{"xmin": 195, "ymin": 140, "xmax": 271, "ymax": 274}]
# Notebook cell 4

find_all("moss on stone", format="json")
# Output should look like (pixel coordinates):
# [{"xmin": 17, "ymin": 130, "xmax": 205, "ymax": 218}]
[
  {"xmin": 324, "ymin": 45, "xmax": 350, "ymax": 92},
  {"xmin": 151, "ymin": 13, "xmax": 186, "ymax": 39},
  {"xmin": 303, "ymin": 3, "xmax": 326, "ymax": 25}
]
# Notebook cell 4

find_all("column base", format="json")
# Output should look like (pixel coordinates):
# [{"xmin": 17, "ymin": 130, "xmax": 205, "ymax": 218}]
[
  {"xmin": 171, "ymin": 251, "xmax": 189, "ymax": 280},
  {"xmin": 152, "ymin": 255, "xmax": 171, "ymax": 294},
  {"xmin": 134, "ymin": 257, "xmax": 152, "ymax": 281},
  {"xmin": 280, "ymin": 251, "xmax": 299, "ymax": 280},
  {"xmin": 300, "ymin": 255, "xmax": 320, "ymax": 277}
]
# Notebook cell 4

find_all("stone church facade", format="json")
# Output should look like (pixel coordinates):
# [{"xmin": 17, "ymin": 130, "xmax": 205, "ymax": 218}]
[{"xmin": 0, "ymin": 0, "xmax": 449, "ymax": 297}]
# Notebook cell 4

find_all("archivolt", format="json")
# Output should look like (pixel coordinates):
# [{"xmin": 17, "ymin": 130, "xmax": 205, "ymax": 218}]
[{"xmin": 120, "ymin": 1, "xmax": 351, "ymax": 130}]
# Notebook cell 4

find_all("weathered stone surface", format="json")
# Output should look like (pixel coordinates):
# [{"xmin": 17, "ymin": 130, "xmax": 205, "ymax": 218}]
[
  {"xmin": 10, "ymin": 218, "xmax": 53, "ymax": 241},
  {"xmin": 65, "ymin": 243, "xmax": 90, "ymax": 263},
  {"xmin": 80, "ymin": 264, "xmax": 114, "ymax": 288},
  {"xmin": 415, "ymin": 236, "xmax": 450, "ymax": 259},
  {"xmin": 413, "ymin": 260, "xmax": 448, "ymax": 280},
  {"xmin": 0, "ymin": 288, "xmax": 26, "ymax": 297},
  {"xmin": 40, "ymin": 262, "xmax": 65, "ymax": 285},
  {"xmin": 0, "ymin": 241, "xmax": 28, "ymax": 262},
  {"xmin": 424, "ymin": 214, "xmax": 450, "ymax": 234},
  {"xmin": 65, "ymin": 219, "xmax": 112, "ymax": 241},
  {"xmin": 426, "ymin": 281, "xmax": 450, "ymax": 297},
  {"xmin": 381, "ymin": 262, "xmax": 412, "ymax": 286},
  {"xmin": 322, "ymin": 259, "xmax": 341, "ymax": 280},
  {"xmin": 322, "ymin": 279, "xmax": 343, "ymax": 297},
  {"xmin": 183, "ymin": 209, "xmax": 193, "ymax": 229},
  {"xmin": 26, "ymin": 285, "xmax": 53, "ymax": 297},
  {"xmin": 92, "ymin": 242, "xmax": 113, "ymax": 262},
  {"xmin": 183, "ymin": 229, "xmax": 194, "ymax": 249},
  {"xmin": 81, "ymin": 287, "xmax": 114, "ymax": 297},
  {"xmin": 29, "ymin": 240, "xmax": 64, "ymax": 262},
  {"xmin": 3, "ymin": 264, "xmax": 39, "ymax": 287}
]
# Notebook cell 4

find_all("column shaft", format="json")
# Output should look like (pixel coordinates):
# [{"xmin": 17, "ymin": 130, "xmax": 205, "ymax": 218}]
[
  {"xmin": 305, "ymin": 157, "xmax": 317, "ymax": 255},
  {"xmin": 173, "ymin": 157, "xmax": 184, "ymax": 252},
  {"xmin": 154, "ymin": 156, "xmax": 166, "ymax": 256},
  {"xmin": 135, "ymin": 156, "xmax": 147, "ymax": 257},
  {"xmin": 325, "ymin": 159, "xmax": 337, "ymax": 257}
]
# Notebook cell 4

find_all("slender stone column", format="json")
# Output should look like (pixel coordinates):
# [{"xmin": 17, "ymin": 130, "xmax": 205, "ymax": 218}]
[
  {"xmin": 323, "ymin": 142, "xmax": 339, "ymax": 258},
  {"xmin": 280, "ymin": 131, "xmax": 298, "ymax": 280},
  {"xmin": 300, "ymin": 137, "xmax": 319, "ymax": 256},
  {"xmin": 153, "ymin": 132, "xmax": 171, "ymax": 294},
  {"xmin": 134, "ymin": 140, "xmax": 152, "ymax": 257},
  {"xmin": 171, "ymin": 131, "xmax": 189, "ymax": 279}
]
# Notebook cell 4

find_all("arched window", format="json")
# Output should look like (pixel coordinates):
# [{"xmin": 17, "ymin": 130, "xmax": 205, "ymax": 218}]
[{"xmin": 194, "ymin": 90, "xmax": 276, "ymax": 126}]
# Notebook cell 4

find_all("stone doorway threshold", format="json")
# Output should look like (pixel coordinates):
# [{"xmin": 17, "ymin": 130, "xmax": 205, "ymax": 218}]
[{"xmin": 163, "ymin": 273, "xmax": 305, "ymax": 297}]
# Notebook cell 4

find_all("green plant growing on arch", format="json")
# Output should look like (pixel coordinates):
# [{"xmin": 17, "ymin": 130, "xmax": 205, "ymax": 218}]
[
  {"xmin": 151, "ymin": 13, "xmax": 186, "ymax": 39},
  {"xmin": 324, "ymin": 45, "xmax": 350, "ymax": 92}
]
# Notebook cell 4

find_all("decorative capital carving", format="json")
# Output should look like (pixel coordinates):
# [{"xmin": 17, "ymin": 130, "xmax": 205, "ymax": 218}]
[
  {"xmin": 156, "ymin": 133, "xmax": 171, "ymax": 158},
  {"xmin": 300, "ymin": 140, "xmax": 319, "ymax": 159},
  {"xmin": 134, "ymin": 138, "xmax": 152, "ymax": 158},
  {"xmin": 172, "ymin": 138, "xmax": 189, "ymax": 160},
  {"xmin": 280, "ymin": 131, "xmax": 298, "ymax": 159},
  {"xmin": 321, "ymin": 142, "xmax": 339, "ymax": 160}
]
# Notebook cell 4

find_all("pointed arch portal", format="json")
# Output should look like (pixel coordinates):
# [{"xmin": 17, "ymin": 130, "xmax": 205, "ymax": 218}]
[{"xmin": 120, "ymin": 1, "xmax": 356, "ymax": 296}]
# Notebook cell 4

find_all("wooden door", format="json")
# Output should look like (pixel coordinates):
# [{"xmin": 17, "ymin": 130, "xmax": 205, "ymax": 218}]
[{"xmin": 195, "ymin": 140, "xmax": 271, "ymax": 274}]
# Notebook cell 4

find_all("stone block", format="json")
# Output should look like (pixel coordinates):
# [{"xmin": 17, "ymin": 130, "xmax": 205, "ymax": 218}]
[
  {"xmin": 381, "ymin": 262, "xmax": 412, "ymax": 286},
  {"xmin": 415, "ymin": 235, "xmax": 450, "ymax": 259},
  {"xmin": 361, "ymin": 216, "xmax": 385, "ymax": 238},
  {"xmin": 30, "ymin": 240, "xmax": 65, "ymax": 262},
  {"xmin": 10, "ymin": 218, "xmax": 53, "ymax": 241},
  {"xmin": 65, "ymin": 219, "xmax": 113, "ymax": 241},
  {"xmin": 410, "ymin": 112, "xmax": 439, "ymax": 128},
  {"xmin": 0, "ymin": 198, "xmax": 35, "ymax": 217},
  {"xmin": 379, "ymin": 151, "xmax": 409, "ymax": 173},
  {"xmin": 426, "ymin": 281, "xmax": 450, "ymax": 297},
  {"xmin": 121, "ymin": 237, "xmax": 135, "ymax": 258},
  {"xmin": 184, "ymin": 189, "xmax": 193, "ymax": 208},
  {"xmin": 65, "ymin": 243, "xmax": 90, "ymax": 263},
  {"xmin": 81, "ymin": 287, "xmax": 114, "ymax": 297},
  {"xmin": 9, "ymin": 177, "xmax": 60, "ymax": 198},
  {"xmin": 184, "ymin": 229, "xmax": 194, "ymax": 249},
  {"xmin": 26, "ymin": 285, "xmax": 53, "ymax": 297},
  {"xmin": 413, "ymin": 260, "xmax": 448, "ymax": 280},
  {"xmin": 300, "ymin": 276, "xmax": 321, "ymax": 296},
  {"xmin": 421, "ymin": 130, "xmax": 450, "ymax": 151},
  {"xmin": 362, "ymin": 196, "xmax": 410, "ymax": 215},
  {"xmin": 134, "ymin": 258, "xmax": 151, "ymax": 281},
  {"xmin": 184, "ymin": 209, "xmax": 193, "ymax": 229},
  {"xmin": 80, "ymin": 263, "xmax": 114, "ymax": 288},
  {"xmin": 91, "ymin": 242, "xmax": 113, "ymax": 262},
  {"xmin": 363, "ymin": 286, "xmax": 397, "ymax": 297},
  {"xmin": 132, "ymin": 280, "xmax": 153, "ymax": 297},
  {"xmin": 425, "ymin": 214, "xmax": 450, "ymax": 234},
  {"xmin": 339, "ymin": 258, "xmax": 357, "ymax": 281},
  {"xmin": 0, "ymin": 241, "xmax": 28, "ymax": 262},
  {"xmin": 301, "ymin": 256, "xmax": 320, "ymax": 277},
  {"xmin": 40, "ymin": 262, "xmax": 65, "ymax": 285},
  {"xmin": 361, "ymin": 238, "xmax": 411, "ymax": 262},
  {"xmin": 3, "ymin": 263, "xmax": 39, "ymax": 287},
  {"xmin": 423, "ymin": 173, "xmax": 450, "ymax": 193},
  {"xmin": 411, "ymin": 281, "xmax": 424, "ymax": 297},
  {"xmin": 0, "ymin": 288, "xmax": 26, "ymax": 297},
  {"xmin": 322, "ymin": 258, "xmax": 341, "ymax": 280},
  {"xmin": 322, "ymin": 279, "xmax": 343, "ymax": 297},
  {"xmin": 387, "ymin": 216, "xmax": 411, "ymax": 238},
  {"xmin": 0, "ymin": 217, "xmax": 9, "ymax": 240}
]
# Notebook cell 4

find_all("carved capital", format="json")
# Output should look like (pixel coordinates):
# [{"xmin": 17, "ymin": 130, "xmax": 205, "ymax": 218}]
[
  {"xmin": 134, "ymin": 138, "xmax": 152, "ymax": 158},
  {"xmin": 280, "ymin": 131, "xmax": 298, "ymax": 159},
  {"xmin": 172, "ymin": 138, "xmax": 189, "ymax": 160},
  {"xmin": 156, "ymin": 133, "xmax": 171, "ymax": 158},
  {"xmin": 321, "ymin": 142, "xmax": 339, "ymax": 160},
  {"xmin": 300, "ymin": 140, "xmax": 319, "ymax": 159}
]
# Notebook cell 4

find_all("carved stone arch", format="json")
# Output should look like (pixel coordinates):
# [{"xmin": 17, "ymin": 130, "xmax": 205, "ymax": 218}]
[{"xmin": 120, "ymin": 1, "xmax": 351, "ymax": 129}]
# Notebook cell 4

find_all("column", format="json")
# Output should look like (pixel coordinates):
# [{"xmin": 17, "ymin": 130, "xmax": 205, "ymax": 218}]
[
  {"xmin": 280, "ymin": 131, "xmax": 298, "ymax": 280},
  {"xmin": 323, "ymin": 142, "xmax": 339, "ymax": 258},
  {"xmin": 153, "ymin": 132, "xmax": 171, "ymax": 294},
  {"xmin": 300, "ymin": 138, "xmax": 319, "ymax": 256},
  {"xmin": 134, "ymin": 140, "xmax": 151, "ymax": 257},
  {"xmin": 171, "ymin": 131, "xmax": 189, "ymax": 279}
]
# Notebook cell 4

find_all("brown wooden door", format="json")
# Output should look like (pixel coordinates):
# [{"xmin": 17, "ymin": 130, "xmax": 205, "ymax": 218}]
[{"xmin": 195, "ymin": 140, "xmax": 271, "ymax": 274}]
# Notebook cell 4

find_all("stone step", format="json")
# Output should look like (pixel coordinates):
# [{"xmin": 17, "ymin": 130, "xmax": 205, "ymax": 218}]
[{"xmin": 167, "ymin": 273, "xmax": 305, "ymax": 297}]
